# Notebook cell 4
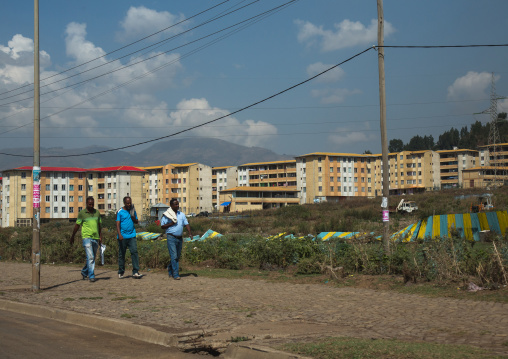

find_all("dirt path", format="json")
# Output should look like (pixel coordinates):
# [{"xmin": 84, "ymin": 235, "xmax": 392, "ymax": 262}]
[{"xmin": 1, "ymin": 262, "xmax": 507, "ymax": 354}]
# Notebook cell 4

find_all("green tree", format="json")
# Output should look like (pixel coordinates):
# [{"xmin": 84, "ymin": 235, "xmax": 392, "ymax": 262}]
[{"xmin": 388, "ymin": 139, "xmax": 404, "ymax": 153}]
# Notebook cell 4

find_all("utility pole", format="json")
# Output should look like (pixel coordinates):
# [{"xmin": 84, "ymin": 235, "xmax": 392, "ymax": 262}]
[
  {"xmin": 32, "ymin": 0, "xmax": 41, "ymax": 291},
  {"xmin": 377, "ymin": 0, "xmax": 390, "ymax": 253}
]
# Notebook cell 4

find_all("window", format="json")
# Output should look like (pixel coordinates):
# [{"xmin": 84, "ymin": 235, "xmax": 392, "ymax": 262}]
[
  {"xmin": 330, "ymin": 186, "xmax": 334, "ymax": 192},
  {"xmin": 69, "ymin": 196, "xmax": 74, "ymax": 202},
  {"xmin": 69, "ymin": 207, "xmax": 74, "ymax": 213},
  {"xmin": 61, "ymin": 184, "xmax": 66, "ymax": 191},
  {"xmin": 318, "ymin": 186, "xmax": 322, "ymax": 192},
  {"xmin": 45, "ymin": 207, "xmax": 50, "ymax": 213},
  {"xmin": 79, "ymin": 173, "xmax": 84, "ymax": 179},
  {"xmin": 78, "ymin": 207, "xmax": 83, "ymax": 212},
  {"xmin": 45, "ymin": 184, "xmax": 50, "ymax": 191},
  {"xmin": 318, "ymin": 167, "xmax": 322, "ymax": 173},
  {"xmin": 69, "ymin": 185, "xmax": 74, "ymax": 191},
  {"xmin": 21, "ymin": 184, "xmax": 26, "ymax": 190},
  {"xmin": 330, "ymin": 167, "xmax": 333, "ymax": 172},
  {"xmin": 21, "ymin": 172, "xmax": 26, "ymax": 179},
  {"xmin": 21, "ymin": 207, "xmax": 26, "ymax": 213},
  {"xmin": 54, "ymin": 196, "xmax": 58, "ymax": 202},
  {"xmin": 21, "ymin": 195, "xmax": 26, "ymax": 202},
  {"xmin": 53, "ymin": 184, "xmax": 58, "ymax": 191},
  {"xmin": 330, "ymin": 177, "xmax": 334, "ymax": 182},
  {"xmin": 88, "ymin": 174, "xmax": 93, "ymax": 179},
  {"xmin": 45, "ymin": 195, "xmax": 50, "ymax": 201},
  {"xmin": 69, "ymin": 173, "xmax": 74, "ymax": 179},
  {"xmin": 54, "ymin": 207, "xmax": 58, "ymax": 213},
  {"xmin": 88, "ymin": 185, "xmax": 93, "ymax": 191},
  {"xmin": 78, "ymin": 196, "xmax": 83, "ymax": 202},
  {"xmin": 61, "ymin": 196, "xmax": 66, "ymax": 202},
  {"xmin": 62, "ymin": 207, "xmax": 66, "ymax": 213}
]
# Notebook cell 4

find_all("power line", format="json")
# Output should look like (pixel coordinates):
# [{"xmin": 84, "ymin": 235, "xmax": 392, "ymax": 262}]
[
  {"xmin": 0, "ymin": 0, "xmax": 287, "ymax": 106},
  {"xmin": 0, "ymin": 0, "xmax": 234, "ymax": 98},
  {"xmin": 0, "ymin": 0, "xmax": 299, "ymax": 133},
  {"xmin": 0, "ymin": 47, "xmax": 375, "ymax": 158}
]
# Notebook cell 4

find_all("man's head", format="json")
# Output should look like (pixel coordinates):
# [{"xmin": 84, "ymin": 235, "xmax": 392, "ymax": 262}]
[
  {"xmin": 123, "ymin": 196, "xmax": 132, "ymax": 209},
  {"xmin": 86, "ymin": 196, "xmax": 94, "ymax": 211},
  {"xmin": 170, "ymin": 198, "xmax": 179, "ymax": 212}
]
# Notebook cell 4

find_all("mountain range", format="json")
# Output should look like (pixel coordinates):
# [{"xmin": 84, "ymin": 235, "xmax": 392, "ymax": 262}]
[{"xmin": 0, "ymin": 138, "xmax": 294, "ymax": 173}]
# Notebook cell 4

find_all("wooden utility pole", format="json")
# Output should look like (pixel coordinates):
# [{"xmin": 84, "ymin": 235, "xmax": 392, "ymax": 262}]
[
  {"xmin": 377, "ymin": 0, "xmax": 390, "ymax": 253},
  {"xmin": 32, "ymin": 0, "xmax": 41, "ymax": 291}
]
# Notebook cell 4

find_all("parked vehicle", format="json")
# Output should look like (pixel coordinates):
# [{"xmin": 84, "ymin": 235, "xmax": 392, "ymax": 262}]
[
  {"xmin": 187, "ymin": 213, "xmax": 196, "ymax": 217},
  {"xmin": 471, "ymin": 193, "xmax": 494, "ymax": 213},
  {"xmin": 389, "ymin": 199, "xmax": 418, "ymax": 214},
  {"xmin": 196, "ymin": 211, "xmax": 209, "ymax": 217}
]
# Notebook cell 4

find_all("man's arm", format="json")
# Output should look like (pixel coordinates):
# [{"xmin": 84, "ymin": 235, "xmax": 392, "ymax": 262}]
[
  {"xmin": 98, "ymin": 215, "xmax": 103, "ymax": 245},
  {"xmin": 160, "ymin": 216, "xmax": 175, "ymax": 230},
  {"xmin": 116, "ymin": 220, "xmax": 123, "ymax": 240},
  {"xmin": 132, "ymin": 211, "xmax": 139, "ymax": 225},
  {"xmin": 70, "ymin": 223, "xmax": 80, "ymax": 244},
  {"xmin": 185, "ymin": 224, "xmax": 193, "ymax": 238}
]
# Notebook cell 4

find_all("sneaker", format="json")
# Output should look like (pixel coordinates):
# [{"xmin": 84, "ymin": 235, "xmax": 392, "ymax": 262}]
[
  {"xmin": 132, "ymin": 273, "xmax": 143, "ymax": 279},
  {"xmin": 174, "ymin": 276, "xmax": 181, "ymax": 280},
  {"xmin": 89, "ymin": 278, "xmax": 96, "ymax": 283},
  {"xmin": 118, "ymin": 273, "xmax": 124, "ymax": 279},
  {"xmin": 81, "ymin": 274, "xmax": 87, "ymax": 280}
]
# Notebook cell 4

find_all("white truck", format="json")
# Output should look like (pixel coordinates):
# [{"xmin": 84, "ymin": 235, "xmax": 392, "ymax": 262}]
[{"xmin": 392, "ymin": 199, "xmax": 418, "ymax": 214}]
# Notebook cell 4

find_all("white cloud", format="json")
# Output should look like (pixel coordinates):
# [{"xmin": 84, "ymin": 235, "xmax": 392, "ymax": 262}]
[
  {"xmin": 295, "ymin": 19, "xmax": 395, "ymax": 51},
  {"xmin": 307, "ymin": 62, "xmax": 344, "ymax": 83},
  {"xmin": 499, "ymin": 98, "xmax": 508, "ymax": 114},
  {"xmin": 116, "ymin": 6, "xmax": 186, "ymax": 43},
  {"xmin": 447, "ymin": 71, "xmax": 497, "ymax": 101},
  {"xmin": 168, "ymin": 98, "xmax": 277, "ymax": 147},
  {"xmin": 311, "ymin": 88, "xmax": 361, "ymax": 104},
  {"xmin": 65, "ymin": 22, "xmax": 107, "ymax": 63},
  {"xmin": 328, "ymin": 125, "xmax": 376, "ymax": 146}
]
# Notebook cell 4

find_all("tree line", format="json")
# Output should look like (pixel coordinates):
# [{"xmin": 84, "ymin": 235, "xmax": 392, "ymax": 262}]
[{"xmin": 388, "ymin": 113, "xmax": 508, "ymax": 153}]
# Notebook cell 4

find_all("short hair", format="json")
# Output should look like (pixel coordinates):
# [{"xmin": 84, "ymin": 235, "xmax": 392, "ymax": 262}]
[
  {"xmin": 123, "ymin": 196, "xmax": 131, "ymax": 204},
  {"xmin": 169, "ymin": 198, "xmax": 179, "ymax": 206},
  {"xmin": 86, "ymin": 196, "xmax": 94, "ymax": 203}
]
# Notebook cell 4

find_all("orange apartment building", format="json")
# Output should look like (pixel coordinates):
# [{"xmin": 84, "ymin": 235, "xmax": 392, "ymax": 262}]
[
  {"xmin": 295, "ymin": 153, "xmax": 375, "ymax": 204},
  {"xmin": 436, "ymin": 149, "xmax": 478, "ymax": 189},
  {"xmin": 141, "ymin": 163, "xmax": 213, "ymax": 216}
]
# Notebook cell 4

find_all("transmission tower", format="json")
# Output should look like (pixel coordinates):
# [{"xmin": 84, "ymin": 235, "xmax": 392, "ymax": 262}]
[{"xmin": 487, "ymin": 73, "xmax": 501, "ymax": 186}]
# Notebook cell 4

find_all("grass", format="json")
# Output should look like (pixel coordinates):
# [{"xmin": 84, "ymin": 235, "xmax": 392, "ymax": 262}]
[
  {"xmin": 111, "ymin": 296, "xmax": 136, "ymax": 301},
  {"xmin": 78, "ymin": 297, "xmax": 103, "ymax": 300},
  {"xmin": 280, "ymin": 337, "xmax": 505, "ymax": 359},
  {"xmin": 120, "ymin": 313, "xmax": 136, "ymax": 318}
]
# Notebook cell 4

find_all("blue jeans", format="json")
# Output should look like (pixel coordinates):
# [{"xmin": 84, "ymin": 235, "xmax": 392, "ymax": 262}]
[
  {"xmin": 118, "ymin": 237, "xmax": 140, "ymax": 275},
  {"xmin": 81, "ymin": 238, "xmax": 98, "ymax": 279},
  {"xmin": 167, "ymin": 235, "xmax": 183, "ymax": 278}
]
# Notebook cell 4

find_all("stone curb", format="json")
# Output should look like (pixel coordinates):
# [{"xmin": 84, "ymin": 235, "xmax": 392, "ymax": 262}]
[{"xmin": 0, "ymin": 299, "xmax": 311, "ymax": 358}]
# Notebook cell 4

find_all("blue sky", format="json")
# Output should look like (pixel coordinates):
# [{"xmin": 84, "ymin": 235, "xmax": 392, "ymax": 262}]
[{"xmin": 0, "ymin": 0, "xmax": 507, "ymax": 159}]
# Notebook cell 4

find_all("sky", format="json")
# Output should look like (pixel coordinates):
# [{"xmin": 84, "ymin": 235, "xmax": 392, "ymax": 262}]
[{"xmin": 0, "ymin": 0, "xmax": 507, "ymax": 160}]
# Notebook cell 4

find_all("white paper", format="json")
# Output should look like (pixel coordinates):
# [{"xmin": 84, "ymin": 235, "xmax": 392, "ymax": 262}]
[{"xmin": 101, "ymin": 244, "xmax": 106, "ymax": 265}]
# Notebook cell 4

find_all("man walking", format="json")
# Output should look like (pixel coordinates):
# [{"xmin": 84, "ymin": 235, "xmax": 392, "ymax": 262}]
[
  {"xmin": 116, "ymin": 196, "xmax": 143, "ymax": 279},
  {"xmin": 70, "ymin": 196, "xmax": 102, "ymax": 282},
  {"xmin": 161, "ymin": 199, "xmax": 192, "ymax": 280}
]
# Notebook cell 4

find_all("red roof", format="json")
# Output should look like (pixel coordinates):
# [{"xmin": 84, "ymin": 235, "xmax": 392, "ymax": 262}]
[
  {"xmin": 88, "ymin": 166, "xmax": 146, "ymax": 172},
  {"xmin": 12, "ymin": 166, "xmax": 87, "ymax": 172}
]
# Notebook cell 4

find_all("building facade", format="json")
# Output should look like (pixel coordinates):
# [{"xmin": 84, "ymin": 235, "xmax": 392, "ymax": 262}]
[
  {"xmin": 212, "ymin": 166, "xmax": 238, "ymax": 209},
  {"xmin": 436, "ymin": 149, "xmax": 478, "ymax": 189},
  {"xmin": 1, "ymin": 166, "xmax": 145, "ymax": 227}
]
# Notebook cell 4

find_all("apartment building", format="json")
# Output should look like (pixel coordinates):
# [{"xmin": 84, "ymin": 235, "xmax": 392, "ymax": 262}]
[
  {"xmin": 1, "ymin": 166, "xmax": 145, "ymax": 227},
  {"xmin": 436, "ymin": 149, "xmax": 478, "ymax": 189},
  {"xmin": 212, "ymin": 166, "xmax": 238, "ymax": 209},
  {"xmin": 478, "ymin": 143, "xmax": 508, "ymax": 167},
  {"xmin": 372, "ymin": 150, "xmax": 440, "ymax": 195},
  {"xmin": 141, "ymin": 163, "xmax": 213, "ymax": 215},
  {"xmin": 295, "ymin": 153, "xmax": 375, "ymax": 204},
  {"xmin": 219, "ymin": 186, "xmax": 299, "ymax": 212},
  {"xmin": 237, "ymin": 160, "xmax": 297, "ymax": 188}
]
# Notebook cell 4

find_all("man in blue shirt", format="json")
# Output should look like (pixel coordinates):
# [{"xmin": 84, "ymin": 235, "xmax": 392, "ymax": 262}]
[
  {"xmin": 161, "ymin": 199, "xmax": 193, "ymax": 280},
  {"xmin": 116, "ymin": 196, "xmax": 143, "ymax": 279}
]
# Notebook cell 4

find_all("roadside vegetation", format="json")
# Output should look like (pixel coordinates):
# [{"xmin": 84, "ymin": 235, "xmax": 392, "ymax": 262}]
[{"xmin": 1, "ymin": 187, "xmax": 507, "ymax": 299}]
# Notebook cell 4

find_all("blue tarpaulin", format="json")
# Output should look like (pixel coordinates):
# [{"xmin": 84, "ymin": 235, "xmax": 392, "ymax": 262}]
[{"xmin": 220, "ymin": 201, "xmax": 231, "ymax": 206}]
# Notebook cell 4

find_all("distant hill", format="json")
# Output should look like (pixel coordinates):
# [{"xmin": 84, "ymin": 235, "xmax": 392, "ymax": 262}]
[{"xmin": 0, "ymin": 138, "xmax": 294, "ymax": 173}]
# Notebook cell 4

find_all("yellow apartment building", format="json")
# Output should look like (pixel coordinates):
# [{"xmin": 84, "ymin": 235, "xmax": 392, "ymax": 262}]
[
  {"xmin": 218, "ymin": 186, "xmax": 299, "ymax": 212},
  {"xmin": 141, "ymin": 163, "xmax": 213, "ymax": 215},
  {"xmin": 436, "ymin": 149, "xmax": 478, "ymax": 189},
  {"xmin": 372, "ymin": 150, "xmax": 440, "ymax": 195},
  {"xmin": 295, "ymin": 153, "xmax": 375, "ymax": 204}
]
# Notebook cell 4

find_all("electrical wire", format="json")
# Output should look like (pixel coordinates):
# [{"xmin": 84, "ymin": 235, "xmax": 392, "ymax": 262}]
[
  {"xmin": 0, "ymin": 0, "xmax": 233, "ymax": 98},
  {"xmin": 0, "ymin": 46, "xmax": 374, "ymax": 158},
  {"xmin": 0, "ymin": 0, "xmax": 299, "ymax": 131}
]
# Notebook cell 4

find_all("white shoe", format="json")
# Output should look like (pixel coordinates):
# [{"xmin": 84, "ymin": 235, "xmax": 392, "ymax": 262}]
[
  {"xmin": 118, "ymin": 273, "xmax": 124, "ymax": 279},
  {"xmin": 132, "ymin": 273, "xmax": 143, "ymax": 279}
]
